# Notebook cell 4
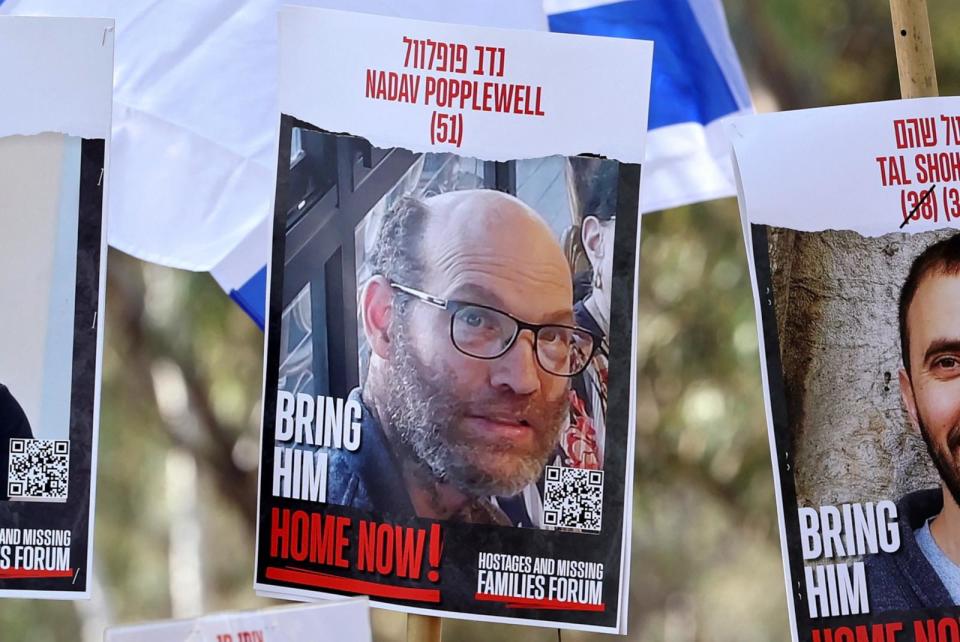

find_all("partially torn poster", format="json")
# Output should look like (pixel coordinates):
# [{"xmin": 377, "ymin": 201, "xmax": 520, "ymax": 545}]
[
  {"xmin": 732, "ymin": 98, "xmax": 960, "ymax": 641},
  {"xmin": 106, "ymin": 599, "xmax": 371, "ymax": 642},
  {"xmin": 254, "ymin": 7, "xmax": 651, "ymax": 634},
  {"xmin": 0, "ymin": 17, "xmax": 113, "ymax": 599}
]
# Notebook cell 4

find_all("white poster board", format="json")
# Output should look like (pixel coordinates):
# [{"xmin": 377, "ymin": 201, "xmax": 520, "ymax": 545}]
[
  {"xmin": 732, "ymin": 97, "xmax": 960, "ymax": 641},
  {"xmin": 254, "ymin": 7, "xmax": 652, "ymax": 634},
  {"xmin": 105, "ymin": 599, "xmax": 371, "ymax": 642},
  {"xmin": 0, "ymin": 15, "xmax": 112, "ymax": 600}
]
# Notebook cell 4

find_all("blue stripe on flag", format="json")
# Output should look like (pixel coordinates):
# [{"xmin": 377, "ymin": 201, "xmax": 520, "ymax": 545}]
[
  {"xmin": 548, "ymin": 0, "xmax": 738, "ymax": 129},
  {"xmin": 229, "ymin": 266, "xmax": 267, "ymax": 329}
]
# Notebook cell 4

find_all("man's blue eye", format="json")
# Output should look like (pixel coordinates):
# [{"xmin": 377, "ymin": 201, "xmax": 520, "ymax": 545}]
[{"xmin": 464, "ymin": 312, "xmax": 485, "ymax": 327}]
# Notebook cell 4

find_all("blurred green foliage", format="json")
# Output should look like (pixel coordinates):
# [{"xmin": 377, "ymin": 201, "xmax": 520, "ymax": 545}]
[
  {"xmin": 8, "ymin": 2, "xmax": 960, "ymax": 640},
  {"xmin": 628, "ymin": 201, "xmax": 784, "ymax": 642}
]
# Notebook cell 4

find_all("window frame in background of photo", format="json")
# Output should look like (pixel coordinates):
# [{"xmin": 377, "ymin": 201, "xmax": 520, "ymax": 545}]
[{"xmin": 280, "ymin": 124, "xmax": 518, "ymax": 401}]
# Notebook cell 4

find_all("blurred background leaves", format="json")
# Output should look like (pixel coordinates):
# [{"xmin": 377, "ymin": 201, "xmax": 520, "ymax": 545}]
[{"xmin": 8, "ymin": 1, "xmax": 960, "ymax": 640}]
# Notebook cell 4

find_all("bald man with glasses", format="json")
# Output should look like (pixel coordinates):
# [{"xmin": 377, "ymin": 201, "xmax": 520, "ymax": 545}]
[{"xmin": 326, "ymin": 190, "xmax": 596, "ymax": 525}]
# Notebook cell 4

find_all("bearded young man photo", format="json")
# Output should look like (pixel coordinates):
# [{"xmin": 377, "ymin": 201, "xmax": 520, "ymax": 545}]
[
  {"xmin": 323, "ymin": 189, "xmax": 599, "ymax": 526},
  {"xmin": 867, "ymin": 231, "xmax": 960, "ymax": 610}
]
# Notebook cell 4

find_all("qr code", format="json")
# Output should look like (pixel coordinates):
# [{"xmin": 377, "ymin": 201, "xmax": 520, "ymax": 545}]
[
  {"xmin": 8, "ymin": 439, "xmax": 69, "ymax": 502},
  {"xmin": 542, "ymin": 465, "xmax": 603, "ymax": 532}
]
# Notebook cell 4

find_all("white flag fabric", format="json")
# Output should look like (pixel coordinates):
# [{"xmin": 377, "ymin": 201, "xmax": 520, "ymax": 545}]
[{"xmin": 0, "ymin": 0, "xmax": 547, "ymax": 273}]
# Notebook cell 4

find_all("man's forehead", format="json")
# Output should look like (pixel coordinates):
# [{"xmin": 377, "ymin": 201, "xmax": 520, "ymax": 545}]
[
  {"xmin": 416, "ymin": 192, "xmax": 573, "ymax": 321},
  {"xmin": 425, "ymin": 190, "xmax": 536, "ymax": 231},
  {"xmin": 419, "ymin": 191, "xmax": 566, "ymax": 267},
  {"xmin": 446, "ymin": 281, "xmax": 573, "ymax": 323},
  {"xmin": 908, "ymin": 271, "xmax": 960, "ymax": 335},
  {"xmin": 912, "ymin": 269, "xmax": 960, "ymax": 301},
  {"xmin": 432, "ymin": 257, "xmax": 573, "ymax": 320}
]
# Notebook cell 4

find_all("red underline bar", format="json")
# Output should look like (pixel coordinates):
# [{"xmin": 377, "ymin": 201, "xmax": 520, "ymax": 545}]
[
  {"xmin": 0, "ymin": 568, "xmax": 73, "ymax": 579},
  {"xmin": 474, "ymin": 592, "xmax": 605, "ymax": 611},
  {"xmin": 266, "ymin": 566, "xmax": 441, "ymax": 603}
]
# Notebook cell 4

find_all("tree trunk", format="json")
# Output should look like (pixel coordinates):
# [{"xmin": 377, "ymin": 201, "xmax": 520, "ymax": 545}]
[{"xmin": 768, "ymin": 228, "xmax": 948, "ymax": 506}]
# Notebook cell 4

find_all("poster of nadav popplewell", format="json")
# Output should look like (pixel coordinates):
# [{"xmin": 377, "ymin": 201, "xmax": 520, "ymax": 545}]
[{"xmin": 253, "ymin": 7, "xmax": 652, "ymax": 634}]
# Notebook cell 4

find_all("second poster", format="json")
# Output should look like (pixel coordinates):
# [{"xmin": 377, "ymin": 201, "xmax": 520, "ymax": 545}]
[{"xmin": 254, "ymin": 7, "xmax": 652, "ymax": 634}]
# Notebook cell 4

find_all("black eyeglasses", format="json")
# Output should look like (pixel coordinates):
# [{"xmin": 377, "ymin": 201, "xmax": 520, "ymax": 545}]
[{"xmin": 390, "ymin": 282, "xmax": 599, "ymax": 377}]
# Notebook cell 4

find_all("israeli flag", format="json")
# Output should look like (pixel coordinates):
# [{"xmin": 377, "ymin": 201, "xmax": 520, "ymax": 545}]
[{"xmin": 547, "ymin": 0, "xmax": 752, "ymax": 213}]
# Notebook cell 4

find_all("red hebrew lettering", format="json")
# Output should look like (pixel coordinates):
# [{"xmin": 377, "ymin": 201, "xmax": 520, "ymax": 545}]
[
  {"xmin": 894, "ymin": 117, "xmax": 938, "ymax": 149},
  {"xmin": 941, "ymin": 115, "xmax": 960, "ymax": 145}
]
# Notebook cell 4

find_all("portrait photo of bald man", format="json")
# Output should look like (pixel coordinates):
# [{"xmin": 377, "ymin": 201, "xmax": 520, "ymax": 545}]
[{"xmin": 267, "ymin": 127, "xmax": 632, "ymax": 528}]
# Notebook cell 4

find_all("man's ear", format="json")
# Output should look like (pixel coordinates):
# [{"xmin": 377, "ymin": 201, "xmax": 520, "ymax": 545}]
[
  {"xmin": 899, "ymin": 367, "xmax": 921, "ymax": 435},
  {"xmin": 581, "ymin": 215, "xmax": 604, "ymax": 266},
  {"xmin": 361, "ymin": 276, "xmax": 393, "ymax": 359}
]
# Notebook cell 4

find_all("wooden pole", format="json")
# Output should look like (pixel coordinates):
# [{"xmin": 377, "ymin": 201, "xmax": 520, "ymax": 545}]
[
  {"xmin": 888, "ymin": 0, "xmax": 938, "ymax": 98},
  {"xmin": 407, "ymin": 613, "xmax": 442, "ymax": 642}
]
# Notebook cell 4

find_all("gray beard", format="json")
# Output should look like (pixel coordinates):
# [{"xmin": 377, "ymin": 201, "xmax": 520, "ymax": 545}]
[{"xmin": 381, "ymin": 325, "xmax": 566, "ymax": 498}]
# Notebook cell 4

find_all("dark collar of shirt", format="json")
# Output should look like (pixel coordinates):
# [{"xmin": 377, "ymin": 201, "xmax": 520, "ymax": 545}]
[
  {"xmin": 865, "ymin": 488, "xmax": 955, "ymax": 611},
  {"xmin": 324, "ymin": 388, "xmax": 417, "ymax": 517}
]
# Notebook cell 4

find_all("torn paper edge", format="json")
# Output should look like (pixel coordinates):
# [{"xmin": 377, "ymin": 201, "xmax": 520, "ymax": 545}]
[
  {"xmin": 278, "ymin": 6, "xmax": 652, "ymax": 164},
  {"xmin": 727, "ymin": 96, "xmax": 960, "ymax": 238},
  {"xmin": 0, "ymin": 16, "xmax": 114, "ymax": 140}
]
